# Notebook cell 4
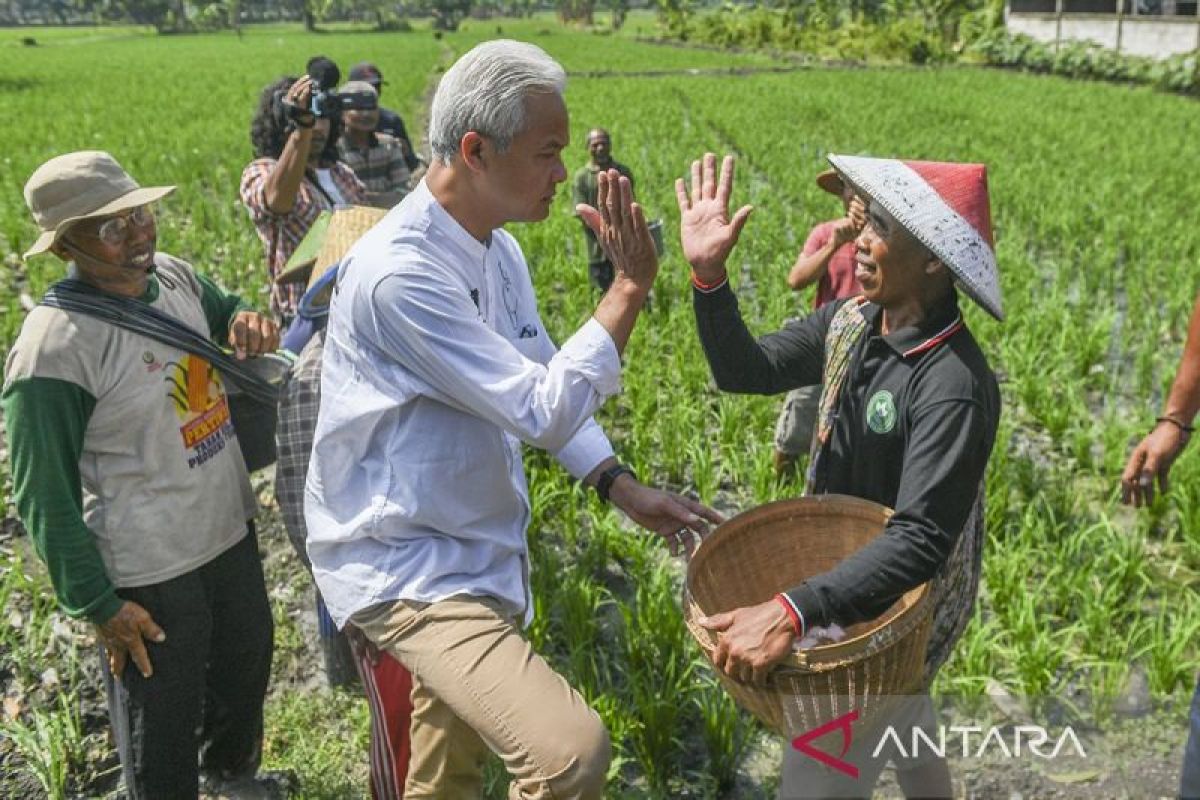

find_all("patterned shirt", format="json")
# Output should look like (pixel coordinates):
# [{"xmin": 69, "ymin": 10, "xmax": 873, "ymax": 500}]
[
  {"xmin": 275, "ymin": 327, "xmax": 325, "ymax": 569},
  {"xmin": 239, "ymin": 159, "xmax": 366, "ymax": 320},
  {"xmin": 336, "ymin": 133, "xmax": 412, "ymax": 197}
]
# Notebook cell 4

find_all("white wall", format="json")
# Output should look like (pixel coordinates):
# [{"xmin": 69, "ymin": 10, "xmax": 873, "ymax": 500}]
[
  {"xmin": 1007, "ymin": 12, "xmax": 1200, "ymax": 58},
  {"xmin": 1119, "ymin": 18, "xmax": 1199, "ymax": 57},
  {"xmin": 1060, "ymin": 16, "xmax": 1123, "ymax": 48}
]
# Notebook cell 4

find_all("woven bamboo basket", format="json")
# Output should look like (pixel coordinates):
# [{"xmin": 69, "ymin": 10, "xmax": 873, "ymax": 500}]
[{"xmin": 683, "ymin": 494, "xmax": 933, "ymax": 737}]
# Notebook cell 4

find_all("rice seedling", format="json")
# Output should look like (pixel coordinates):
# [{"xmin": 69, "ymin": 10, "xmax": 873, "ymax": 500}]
[
  {"xmin": 0, "ymin": 692, "xmax": 86, "ymax": 800},
  {"xmin": 693, "ymin": 672, "xmax": 757, "ymax": 793}
]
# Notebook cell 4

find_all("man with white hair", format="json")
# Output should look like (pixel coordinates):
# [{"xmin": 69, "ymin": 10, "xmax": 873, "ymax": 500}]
[{"xmin": 305, "ymin": 40, "xmax": 720, "ymax": 799}]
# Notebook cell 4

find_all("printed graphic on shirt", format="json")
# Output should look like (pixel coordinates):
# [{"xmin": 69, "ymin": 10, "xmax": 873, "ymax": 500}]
[
  {"xmin": 163, "ymin": 354, "xmax": 236, "ymax": 469},
  {"xmin": 493, "ymin": 255, "xmax": 537, "ymax": 337},
  {"xmin": 866, "ymin": 390, "xmax": 897, "ymax": 434}
]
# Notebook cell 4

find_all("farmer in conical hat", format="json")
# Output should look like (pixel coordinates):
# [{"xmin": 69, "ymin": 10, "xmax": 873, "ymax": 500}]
[{"xmin": 678, "ymin": 152, "xmax": 1003, "ymax": 798}]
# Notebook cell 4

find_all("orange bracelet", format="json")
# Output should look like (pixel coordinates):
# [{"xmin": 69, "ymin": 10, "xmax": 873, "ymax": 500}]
[{"xmin": 691, "ymin": 271, "xmax": 728, "ymax": 292}]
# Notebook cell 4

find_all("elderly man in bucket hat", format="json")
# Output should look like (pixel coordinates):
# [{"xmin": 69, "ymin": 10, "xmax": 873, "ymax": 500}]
[
  {"xmin": 3, "ymin": 151, "xmax": 282, "ymax": 799},
  {"xmin": 679, "ymin": 153, "xmax": 1002, "ymax": 798}
]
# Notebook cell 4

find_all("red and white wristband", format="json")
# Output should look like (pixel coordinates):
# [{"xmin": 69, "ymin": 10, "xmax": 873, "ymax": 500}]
[
  {"xmin": 691, "ymin": 271, "xmax": 728, "ymax": 294},
  {"xmin": 774, "ymin": 593, "xmax": 806, "ymax": 639}
]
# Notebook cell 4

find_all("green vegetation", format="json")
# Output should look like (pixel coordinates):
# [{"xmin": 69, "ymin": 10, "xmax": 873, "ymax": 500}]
[
  {"xmin": 972, "ymin": 29, "xmax": 1200, "ymax": 95},
  {"xmin": 656, "ymin": 0, "xmax": 1003, "ymax": 63},
  {"xmin": 2, "ymin": 16, "xmax": 1200, "ymax": 798}
]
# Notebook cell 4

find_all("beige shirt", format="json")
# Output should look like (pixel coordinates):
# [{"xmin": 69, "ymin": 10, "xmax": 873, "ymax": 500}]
[{"xmin": 4, "ymin": 254, "xmax": 256, "ymax": 587}]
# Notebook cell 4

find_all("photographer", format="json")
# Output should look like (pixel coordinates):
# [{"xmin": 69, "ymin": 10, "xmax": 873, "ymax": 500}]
[{"xmin": 240, "ymin": 73, "xmax": 366, "ymax": 325}]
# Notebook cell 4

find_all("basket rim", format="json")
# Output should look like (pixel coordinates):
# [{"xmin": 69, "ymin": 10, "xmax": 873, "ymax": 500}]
[
  {"xmin": 686, "ymin": 493, "xmax": 893, "ymax": 599},
  {"xmin": 683, "ymin": 494, "xmax": 934, "ymax": 671},
  {"xmin": 684, "ymin": 582, "xmax": 932, "ymax": 672}
]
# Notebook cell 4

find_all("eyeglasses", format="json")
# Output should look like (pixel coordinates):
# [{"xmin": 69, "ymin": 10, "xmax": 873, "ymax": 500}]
[{"xmin": 74, "ymin": 205, "xmax": 155, "ymax": 246}]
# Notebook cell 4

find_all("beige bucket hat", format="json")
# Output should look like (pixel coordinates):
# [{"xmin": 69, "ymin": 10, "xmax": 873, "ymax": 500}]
[{"xmin": 23, "ymin": 151, "xmax": 175, "ymax": 260}]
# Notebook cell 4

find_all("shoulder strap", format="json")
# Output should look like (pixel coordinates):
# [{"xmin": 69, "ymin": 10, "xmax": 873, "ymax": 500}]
[
  {"xmin": 40, "ymin": 279, "xmax": 276, "ymax": 404},
  {"xmin": 805, "ymin": 297, "xmax": 871, "ymax": 493}
]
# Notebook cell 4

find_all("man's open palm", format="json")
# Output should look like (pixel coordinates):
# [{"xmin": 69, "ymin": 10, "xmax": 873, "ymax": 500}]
[{"xmin": 675, "ymin": 152, "xmax": 753, "ymax": 282}]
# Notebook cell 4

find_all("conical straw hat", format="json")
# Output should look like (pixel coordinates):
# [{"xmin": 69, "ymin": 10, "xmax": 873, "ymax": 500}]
[
  {"xmin": 827, "ymin": 155, "xmax": 1003, "ymax": 322},
  {"xmin": 307, "ymin": 205, "xmax": 389, "ymax": 294}
]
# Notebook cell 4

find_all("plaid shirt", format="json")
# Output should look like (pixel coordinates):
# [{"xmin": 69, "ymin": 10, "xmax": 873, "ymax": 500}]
[
  {"xmin": 240, "ymin": 159, "xmax": 366, "ymax": 320},
  {"xmin": 274, "ymin": 328, "xmax": 325, "ymax": 565},
  {"xmin": 337, "ymin": 133, "xmax": 412, "ymax": 197}
]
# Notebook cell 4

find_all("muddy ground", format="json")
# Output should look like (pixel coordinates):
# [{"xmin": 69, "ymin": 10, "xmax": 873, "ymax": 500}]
[{"xmin": 1, "ymin": 480, "xmax": 1191, "ymax": 799}]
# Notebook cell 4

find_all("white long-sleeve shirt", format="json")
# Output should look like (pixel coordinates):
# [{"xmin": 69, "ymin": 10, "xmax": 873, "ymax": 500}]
[{"xmin": 305, "ymin": 181, "xmax": 621, "ymax": 628}]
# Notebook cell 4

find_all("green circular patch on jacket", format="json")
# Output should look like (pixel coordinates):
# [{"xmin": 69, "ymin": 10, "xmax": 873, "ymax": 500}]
[{"xmin": 866, "ymin": 390, "xmax": 897, "ymax": 434}]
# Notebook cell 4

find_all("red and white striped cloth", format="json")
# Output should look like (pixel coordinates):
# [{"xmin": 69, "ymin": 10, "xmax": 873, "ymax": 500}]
[{"xmin": 348, "ymin": 631, "xmax": 413, "ymax": 799}]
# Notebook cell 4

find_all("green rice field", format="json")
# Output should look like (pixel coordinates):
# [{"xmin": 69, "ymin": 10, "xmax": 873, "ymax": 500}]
[{"xmin": 2, "ymin": 16, "xmax": 1199, "ymax": 798}]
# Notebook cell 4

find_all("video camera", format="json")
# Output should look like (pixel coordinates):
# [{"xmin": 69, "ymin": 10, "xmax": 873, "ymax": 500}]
[
  {"xmin": 280, "ymin": 56, "xmax": 378, "ymax": 123},
  {"xmin": 308, "ymin": 86, "xmax": 377, "ymax": 118}
]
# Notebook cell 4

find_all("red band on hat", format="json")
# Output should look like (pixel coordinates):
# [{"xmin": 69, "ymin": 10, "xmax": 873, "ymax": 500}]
[{"xmin": 903, "ymin": 161, "xmax": 994, "ymax": 248}]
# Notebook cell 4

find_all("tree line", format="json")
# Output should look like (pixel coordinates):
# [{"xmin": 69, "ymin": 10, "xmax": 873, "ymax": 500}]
[{"xmin": 1, "ymin": 0, "xmax": 645, "ymax": 32}]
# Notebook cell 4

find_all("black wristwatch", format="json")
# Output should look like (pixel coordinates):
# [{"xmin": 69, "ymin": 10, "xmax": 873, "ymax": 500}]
[{"xmin": 595, "ymin": 464, "xmax": 637, "ymax": 503}]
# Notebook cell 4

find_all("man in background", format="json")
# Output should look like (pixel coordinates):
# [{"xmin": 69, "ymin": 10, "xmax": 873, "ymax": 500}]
[
  {"xmin": 336, "ymin": 80, "xmax": 413, "ymax": 208},
  {"xmin": 348, "ymin": 61, "xmax": 425, "ymax": 180},
  {"xmin": 572, "ymin": 127, "xmax": 634, "ymax": 292}
]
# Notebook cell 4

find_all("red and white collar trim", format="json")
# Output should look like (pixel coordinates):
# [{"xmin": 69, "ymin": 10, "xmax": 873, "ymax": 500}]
[{"xmin": 902, "ymin": 315, "xmax": 963, "ymax": 358}]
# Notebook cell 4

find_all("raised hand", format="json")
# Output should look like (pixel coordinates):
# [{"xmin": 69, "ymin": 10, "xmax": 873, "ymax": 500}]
[
  {"xmin": 675, "ymin": 153, "xmax": 754, "ymax": 284},
  {"xmin": 847, "ymin": 195, "xmax": 866, "ymax": 230},
  {"xmin": 576, "ymin": 170, "xmax": 658, "ymax": 291},
  {"xmin": 832, "ymin": 195, "xmax": 867, "ymax": 247}
]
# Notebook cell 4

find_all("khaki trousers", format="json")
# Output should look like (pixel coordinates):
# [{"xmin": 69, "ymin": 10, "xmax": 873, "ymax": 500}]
[{"xmin": 351, "ymin": 596, "xmax": 611, "ymax": 800}]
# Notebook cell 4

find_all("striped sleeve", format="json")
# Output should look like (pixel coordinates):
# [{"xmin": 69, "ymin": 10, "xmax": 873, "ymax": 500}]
[{"xmin": 2, "ymin": 376, "xmax": 122, "ymax": 624}]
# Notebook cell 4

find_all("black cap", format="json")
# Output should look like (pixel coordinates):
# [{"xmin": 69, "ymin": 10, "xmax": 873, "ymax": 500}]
[
  {"xmin": 306, "ymin": 55, "xmax": 340, "ymax": 91},
  {"xmin": 349, "ymin": 61, "xmax": 384, "ymax": 86}
]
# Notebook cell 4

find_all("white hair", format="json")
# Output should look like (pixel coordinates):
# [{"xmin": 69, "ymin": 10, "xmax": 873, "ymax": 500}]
[{"xmin": 429, "ymin": 40, "xmax": 566, "ymax": 164}]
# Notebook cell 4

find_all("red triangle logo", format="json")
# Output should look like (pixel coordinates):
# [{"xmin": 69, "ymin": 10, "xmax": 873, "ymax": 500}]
[{"xmin": 791, "ymin": 709, "xmax": 860, "ymax": 778}]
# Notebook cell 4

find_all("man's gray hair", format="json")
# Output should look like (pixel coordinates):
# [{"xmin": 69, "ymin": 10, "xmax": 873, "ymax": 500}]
[{"xmin": 429, "ymin": 40, "xmax": 566, "ymax": 164}]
